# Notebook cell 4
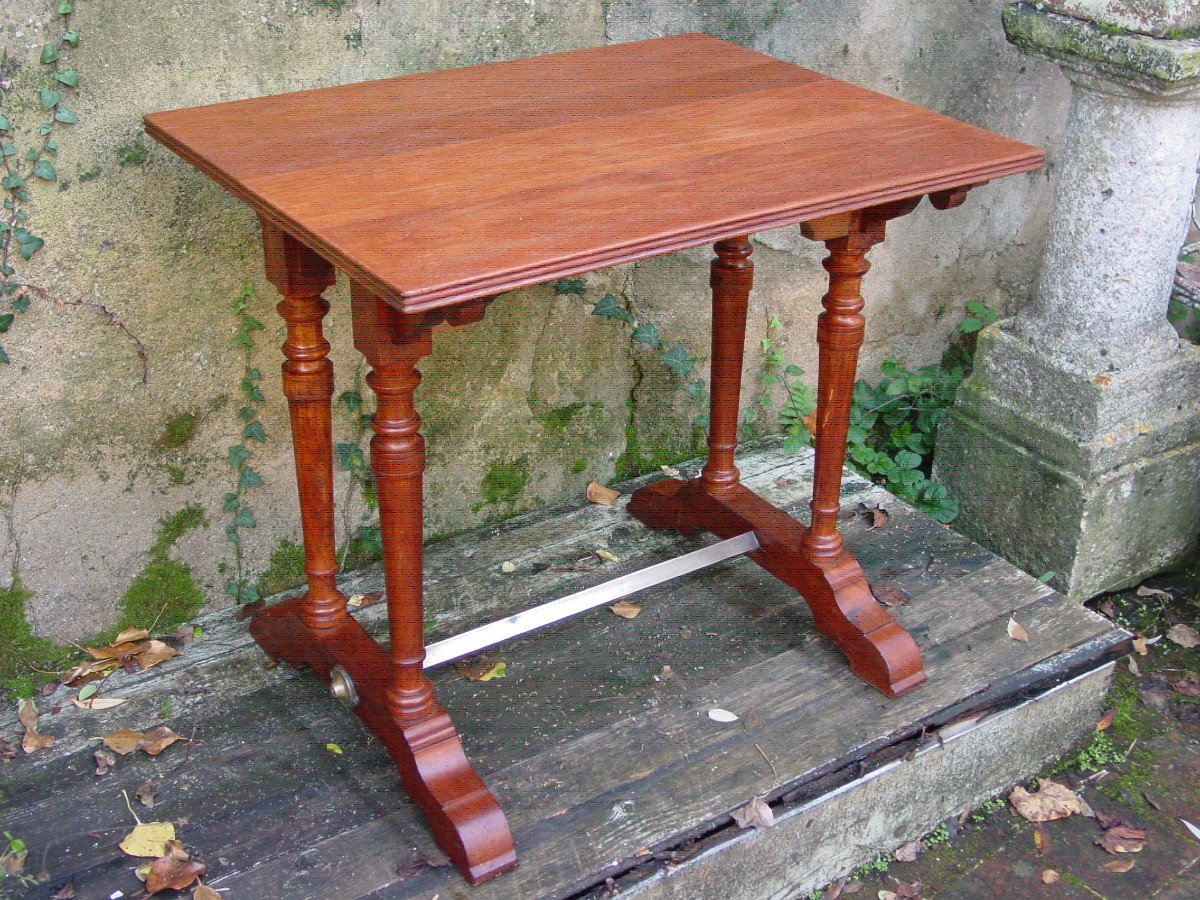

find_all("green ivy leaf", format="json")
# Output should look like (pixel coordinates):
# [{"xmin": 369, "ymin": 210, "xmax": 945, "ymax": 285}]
[
  {"xmin": 0, "ymin": 345, "xmax": 8, "ymax": 365},
  {"xmin": 58, "ymin": 0, "xmax": 73, "ymax": 14},
  {"xmin": 55, "ymin": 69, "xmax": 78, "ymax": 88},
  {"xmin": 0, "ymin": 314, "xmax": 13, "ymax": 334},
  {"xmin": 238, "ymin": 406, "xmax": 256, "ymax": 422},
  {"xmin": 54, "ymin": 106, "xmax": 78, "ymax": 124},
  {"xmin": 38, "ymin": 122, "xmax": 52, "ymax": 136},
  {"xmin": 62, "ymin": 29, "xmax": 80, "ymax": 47},
  {"xmin": 591, "ymin": 293, "xmax": 635, "ymax": 325},
  {"xmin": 0, "ymin": 143, "xmax": 15, "ymax": 157},
  {"xmin": 659, "ymin": 346, "xmax": 697, "ymax": 379},
  {"xmin": 33, "ymin": 160, "xmax": 57, "ymax": 182},
  {"xmin": 233, "ymin": 506, "xmax": 257, "ymax": 528},
  {"xmin": 958, "ymin": 317, "xmax": 984, "ymax": 334},
  {"xmin": 552, "ymin": 277, "xmax": 587, "ymax": 296},
  {"xmin": 238, "ymin": 467, "xmax": 263, "ymax": 490},
  {"xmin": 227, "ymin": 445, "xmax": 252, "ymax": 468},
  {"xmin": 12, "ymin": 295, "xmax": 30, "ymax": 313},
  {"xmin": 40, "ymin": 44, "xmax": 60, "ymax": 64},
  {"xmin": 630, "ymin": 322, "xmax": 660, "ymax": 348},
  {"xmin": 339, "ymin": 389, "xmax": 362, "ymax": 412},
  {"xmin": 895, "ymin": 449, "xmax": 923, "ymax": 470},
  {"xmin": 2, "ymin": 172, "xmax": 25, "ymax": 190},
  {"xmin": 242, "ymin": 420, "xmax": 267, "ymax": 442},
  {"xmin": 40, "ymin": 88, "xmax": 61, "ymax": 110},
  {"xmin": 0, "ymin": 115, "xmax": 9, "ymax": 131},
  {"xmin": 222, "ymin": 492, "xmax": 239, "ymax": 513}
]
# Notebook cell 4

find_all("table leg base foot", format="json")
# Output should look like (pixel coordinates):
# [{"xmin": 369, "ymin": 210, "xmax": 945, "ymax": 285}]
[
  {"xmin": 249, "ymin": 598, "xmax": 518, "ymax": 884},
  {"xmin": 628, "ymin": 478, "xmax": 925, "ymax": 698}
]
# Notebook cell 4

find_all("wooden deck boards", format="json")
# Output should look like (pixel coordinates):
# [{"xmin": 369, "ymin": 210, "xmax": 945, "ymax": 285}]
[{"xmin": 0, "ymin": 444, "xmax": 1127, "ymax": 899}]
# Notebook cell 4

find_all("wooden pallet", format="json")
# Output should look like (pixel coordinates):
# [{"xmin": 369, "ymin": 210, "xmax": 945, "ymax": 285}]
[{"xmin": 0, "ymin": 444, "xmax": 1128, "ymax": 899}]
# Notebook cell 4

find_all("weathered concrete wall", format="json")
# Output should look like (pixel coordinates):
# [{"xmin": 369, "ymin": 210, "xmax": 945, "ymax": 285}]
[{"xmin": 0, "ymin": 0, "xmax": 1068, "ymax": 640}]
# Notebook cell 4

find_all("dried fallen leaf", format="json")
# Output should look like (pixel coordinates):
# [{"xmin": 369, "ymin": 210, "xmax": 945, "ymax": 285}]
[
  {"xmin": 1041, "ymin": 869, "xmax": 1059, "ymax": 884},
  {"xmin": 136, "ymin": 779, "xmax": 159, "ymax": 808},
  {"xmin": 1132, "ymin": 635, "xmax": 1149, "ymax": 656},
  {"xmin": 1007, "ymin": 617, "xmax": 1030, "ymax": 643},
  {"xmin": 1096, "ymin": 823, "xmax": 1148, "ymax": 854},
  {"xmin": 193, "ymin": 886, "xmax": 220, "ymax": 900},
  {"xmin": 62, "ymin": 658, "xmax": 119, "ymax": 686},
  {"xmin": 1033, "ymin": 824, "xmax": 1050, "ymax": 855},
  {"xmin": 1009, "ymin": 779, "xmax": 1091, "ymax": 823},
  {"xmin": 72, "ymin": 697, "xmax": 129, "ymax": 711},
  {"xmin": 1172, "ymin": 673, "xmax": 1200, "ymax": 697},
  {"xmin": 1166, "ymin": 623, "xmax": 1200, "ymax": 648},
  {"xmin": 347, "ymin": 593, "xmax": 365, "ymax": 608},
  {"xmin": 1097, "ymin": 599, "xmax": 1117, "ymax": 618},
  {"xmin": 1102, "ymin": 859, "xmax": 1136, "ymax": 873},
  {"xmin": 135, "ymin": 640, "xmax": 182, "ymax": 671},
  {"xmin": 119, "ymin": 821, "xmax": 176, "ymax": 858},
  {"xmin": 17, "ymin": 699, "xmax": 38, "ymax": 732},
  {"xmin": 730, "ymin": 796, "xmax": 774, "ymax": 830},
  {"xmin": 146, "ymin": 840, "xmax": 205, "ymax": 894},
  {"xmin": 595, "ymin": 548, "xmax": 620, "ymax": 563},
  {"xmin": 102, "ymin": 726, "xmax": 183, "ymax": 757},
  {"xmin": 1097, "ymin": 706, "xmax": 1116, "ymax": 731},
  {"xmin": 455, "ymin": 656, "xmax": 507, "ymax": 682},
  {"xmin": 874, "ymin": 585, "xmax": 911, "ymax": 608},
  {"xmin": 858, "ymin": 503, "xmax": 890, "ymax": 529},
  {"xmin": 19, "ymin": 702, "xmax": 53, "ymax": 754},
  {"xmin": 94, "ymin": 748, "xmax": 116, "ymax": 776},
  {"xmin": 114, "ymin": 627, "xmax": 151, "ymax": 644},
  {"xmin": 1, "ymin": 848, "xmax": 26, "ymax": 877},
  {"xmin": 708, "ymin": 708, "xmax": 739, "ymax": 723},
  {"xmin": 586, "ymin": 481, "xmax": 620, "ymax": 505},
  {"xmin": 1136, "ymin": 585, "xmax": 1171, "ymax": 600},
  {"xmin": 1128, "ymin": 657, "xmax": 1141, "ymax": 677},
  {"xmin": 500, "ymin": 560, "xmax": 516, "ymax": 573},
  {"xmin": 660, "ymin": 464, "xmax": 680, "ymax": 477},
  {"xmin": 50, "ymin": 880, "xmax": 77, "ymax": 899},
  {"xmin": 893, "ymin": 840, "xmax": 922, "ymax": 862},
  {"xmin": 609, "ymin": 600, "xmax": 641, "ymax": 619}
]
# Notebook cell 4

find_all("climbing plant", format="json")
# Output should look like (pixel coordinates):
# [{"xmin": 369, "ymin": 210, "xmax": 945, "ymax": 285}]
[
  {"xmin": 222, "ymin": 285, "xmax": 267, "ymax": 604},
  {"xmin": 0, "ymin": 1, "xmax": 146, "ymax": 377},
  {"xmin": 746, "ymin": 313, "xmax": 816, "ymax": 453},
  {"xmin": 334, "ymin": 367, "xmax": 381, "ymax": 568}
]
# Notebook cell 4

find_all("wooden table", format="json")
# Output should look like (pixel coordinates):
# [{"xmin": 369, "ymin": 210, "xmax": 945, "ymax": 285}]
[{"xmin": 145, "ymin": 33, "xmax": 1042, "ymax": 886}]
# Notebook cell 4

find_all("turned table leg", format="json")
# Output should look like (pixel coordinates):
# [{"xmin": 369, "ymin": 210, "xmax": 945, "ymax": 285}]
[
  {"xmin": 259, "ymin": 221, "xmax": 349, "ymax": 632},
  {"xmin": 352, "ymin": 286, "xmax": 516, "ymax": 884},
  {"xmin": 629, "ymin": 221, "xmax": 925, "ymax": 697}
]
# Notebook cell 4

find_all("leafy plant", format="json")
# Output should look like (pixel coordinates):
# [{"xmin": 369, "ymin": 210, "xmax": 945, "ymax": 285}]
[
  {"xmin": 334, "ymin": 367, "xmax": 381, "ymax": 568},
  {"xmin": 222, "ymin": 285, "xmax": 267, "ymax": 604},
  {"xmin": 746, "ymin": 313, "xmax": 815, "ymax": 453},
  {"xmin": 784, "ymin": 301, "xmax": 997, "ymax": 523}
]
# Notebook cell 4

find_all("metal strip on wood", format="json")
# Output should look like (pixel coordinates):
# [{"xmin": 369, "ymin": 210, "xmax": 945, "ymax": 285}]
[{"xmin": 423, "ymin": 531, "xmax": 760, "ymax": 669}]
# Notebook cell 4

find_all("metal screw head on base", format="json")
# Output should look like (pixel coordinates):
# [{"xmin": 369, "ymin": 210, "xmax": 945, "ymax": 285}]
[{"xmin": 329, "ymin": 665, "xmax": 359, "ymax": 708}]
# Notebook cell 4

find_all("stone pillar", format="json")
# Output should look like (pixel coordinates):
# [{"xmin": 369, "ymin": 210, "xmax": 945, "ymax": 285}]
[{"xmin": 936, "ymin": 2, "xmax": 1200, "ymax": 601}]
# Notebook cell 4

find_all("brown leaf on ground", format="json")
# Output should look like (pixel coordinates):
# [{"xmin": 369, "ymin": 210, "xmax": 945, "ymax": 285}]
[
  {"xmin": 19, "ymin": 702, "xmax": 53, "ymax": 754},
  {"xmin": 1102, "ymin": 859, "xmax": 1136, "ymax": 873},
  {"xmin": 21, "ymin": 729, "xmax": 53, "ymax": 753},
  {"xmin": 1128, "ymin": 657, "xmax": 1141, "ymax": 677},
  {"xmin": 72, "ymin": 697, "xmax": 128, "ymax": 710},
  {"xmin": 85, "ymin": 637, "xmax": 147, "ymax": 662},
  {"xmin": 893, "ymin": 840, "xmax": 922, "ymax": 862},
  {"xmin": 1007, "ymin": 617, "xmax": 1030, "ymax": 643},
  {"xmin": 454, "ymin": 656, "xmax": 507, "ymax": 682},
  {"xmin": 50, "ymin": 880, "xmax": 77, "ymax": 899},
  {"xmin": 1166, "ymin": 624, "xmax": 1200, "ymax": 648},
  {"xmin": 193, "ymin": 886, "xmax": 220, "ymax": 900},
  {"xmin": 731, "ymin": 796, "xmax": 774, "ymax": 830},
  {"xmin": 1097, "ymin": 599, "xmax": 1116, "ymax": 618},
  {"xmin": 1009, "ymin": 779, "xmax": 1092, "ymax": 822},
  {"xmin": 17, "ymin": 700, "xmax": 38, "ymax": 732},
  {"xmin": 136, "ymin": 779, "xmax": 160, "ymax": 808},
  {"xmin": 134, "ymin": 640, "xmax": 182, "ymax": 671},
  {"xmin": 102, "ymin": 726, "xmax": 183, "ymax": 757},
  {"xmin": 62, "ymin": 658, "xmax": 119, "ymax": 686},
  {"xmin": 586, "ymin": 481, "xmax": 620, "ymax": 505},
  {"xmin": 1136, "ymin": 585, "xmax": 1171, "ymax": 601},
  {"xmin": 874, "ymin": 585, "xmax": 912, "ymax": 608},
  {"xmin": 146, "ymin": 840, "xmax": 205, "ymax": 894},
  {"xmin": 93, "ymin": 749, "xmax": 116, "ymax": 776},
  {"xmin": 38, "ymin": 680, "xmax": 59, "ymax": 696},
  {"xmin": 608, "ymin": 600, "xmax": 641, "ymax": 619},
  {"xmin": 1041, "ymin": 869, "xmax": 1059, "ymax": 884},
  {"xmin": 346, "ymin": 590, "xmax": 383, "ymax": 608},
  {"xmin": 1097, "ymin": 706, "xmax": 1117, "ymax": 731},
  {"xmin": 1096, "ymin": 823, "xmax": 1148, "ymax": 854},
  {"xmin": 1132, "ymin": 635, "xmax": 1149, "ymax": 656},
  {"xmin": 114, "ymin": 627, "xmax": 151, "ymax": 644},
  {"xmin": 858, "ymin": 503, "xmax": 890, "ymax": 529},
  {"xmin": 1, "ymin": 849, "xmax": 26, "ymax": 877},
  {"xmin": 1033, "ymin": 824, "xmax": 1050, "ymax": 855},
  {"xmin": 1172, "ymin": 673, "xmax": 1200, "ymax": 697}
]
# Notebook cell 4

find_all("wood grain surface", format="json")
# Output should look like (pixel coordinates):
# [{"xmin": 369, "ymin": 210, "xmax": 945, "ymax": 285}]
[{"xmin": 145, "ymin": 33, "xmax": 1042, "ymax": 312}]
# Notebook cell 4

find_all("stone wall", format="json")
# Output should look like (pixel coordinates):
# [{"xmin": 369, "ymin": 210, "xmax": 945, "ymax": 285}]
[{"xmin": 0, "ymin": 0, "xmax": 1068, "ymax": 640}]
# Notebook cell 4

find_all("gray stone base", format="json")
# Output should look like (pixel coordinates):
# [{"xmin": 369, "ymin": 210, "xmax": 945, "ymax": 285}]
[{"xmin": 937, "ymin": 324, "xmax": 1200, "ymax": 600}]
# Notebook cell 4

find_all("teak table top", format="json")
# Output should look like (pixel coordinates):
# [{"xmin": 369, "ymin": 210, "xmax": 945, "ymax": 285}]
[{"xmin": 145, "ymin": 33, "xmax": 1042, "ymax": 312}]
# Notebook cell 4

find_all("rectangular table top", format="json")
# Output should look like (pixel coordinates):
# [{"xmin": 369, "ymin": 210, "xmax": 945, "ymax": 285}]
[{"xmin": 145, "ymin": 33, "xmax": 1042, "ymax": 312}]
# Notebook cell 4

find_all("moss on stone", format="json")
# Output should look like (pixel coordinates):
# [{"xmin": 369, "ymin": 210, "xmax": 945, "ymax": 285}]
[
  {"xmin": 78, "ymin": 165, "xmax": 101, "ymax": 182},
  {"xmin": 157, "ymin": 411, "xmax": 198, "ymax": 449},
  {"xmin": 570, "ymin": 458, "xmax": 587, "ymax": 474},
  {"xmin": 0, "ymin": 580, "xmax": 76, "ymax": 699},
  {"xmin": 541, "ymin": 402, "xmax": 586, "ymax": 434},
  {"xmin": 481, "ymin": 457, "xmax": 529, "ymax": 504},
  {"xmin": 256, "ymin": 539, "xmax": 307, "ymax": 597},
  {"xmin": 116, "ymin": 505, "xmax": 206, "ymax": 632},
  {"xmin": 115, "ymin": 136, "xmax": 151, "ymax": 167}
]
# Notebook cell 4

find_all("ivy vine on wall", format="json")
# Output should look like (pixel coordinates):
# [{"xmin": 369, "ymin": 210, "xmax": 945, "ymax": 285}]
[{"xmin": 0, "ymin": 0, "xmax": 146, "ymax": 378}]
